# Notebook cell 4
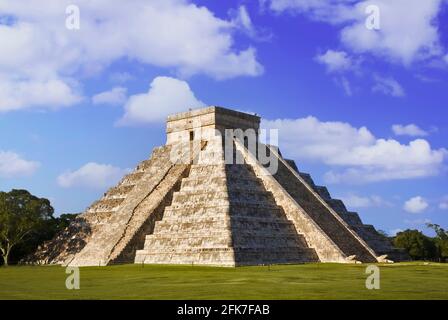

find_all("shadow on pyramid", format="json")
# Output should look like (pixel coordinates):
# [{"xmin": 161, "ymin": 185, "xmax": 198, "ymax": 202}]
[{"xmin": 25, "ymin": 107, "xmax": 409, "ymax": 267}]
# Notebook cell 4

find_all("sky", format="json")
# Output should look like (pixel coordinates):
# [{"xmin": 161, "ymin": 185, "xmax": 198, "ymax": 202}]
[{"xmin": 0, "ymin": 0, "xmax": 447, "ymax": 236}]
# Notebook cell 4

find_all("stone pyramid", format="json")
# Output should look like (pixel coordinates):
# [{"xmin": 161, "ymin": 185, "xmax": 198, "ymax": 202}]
[{"xmin": 28, "ymin": 107, "xmax": 408, "ymax": 266}]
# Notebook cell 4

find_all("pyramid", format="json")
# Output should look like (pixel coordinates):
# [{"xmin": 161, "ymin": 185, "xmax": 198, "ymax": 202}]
[{"xmin": 27, "ymin": 107, "xmax": 408, "ymax": 266}]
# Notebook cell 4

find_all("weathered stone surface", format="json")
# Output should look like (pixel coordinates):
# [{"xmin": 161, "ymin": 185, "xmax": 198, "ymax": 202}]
[
  {"xmin": 135, "ymin": 151, "xmax": 320, "ymax": 266},
  {"xmin": 284, "ymin": 158, "xmax": 408, "ymax": 262},
  {"xmin": 28, "ymin": 106, "xmax": 408, "ymax": 266}
]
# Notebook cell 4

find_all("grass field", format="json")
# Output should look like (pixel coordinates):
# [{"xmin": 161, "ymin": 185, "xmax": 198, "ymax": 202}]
[{"xmin": 0, "ymin": 262, "xmax": 447, "ymax": 300}]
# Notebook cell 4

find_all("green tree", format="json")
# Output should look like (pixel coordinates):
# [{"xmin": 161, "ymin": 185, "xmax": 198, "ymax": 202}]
[
  {"xmin": 9, "ymin": 213, "xmax": 78, "ymax": 264},
  {"xmin": 426, "ymin": 223, "xmax": 448, "ymax": 262},
  {"xmin": 0, "ymin": 190, "xmax": 54, "ymax": 266},
  {"xmin": 394, "ymin": 229, "xmax": 437, "ymax": 261}
]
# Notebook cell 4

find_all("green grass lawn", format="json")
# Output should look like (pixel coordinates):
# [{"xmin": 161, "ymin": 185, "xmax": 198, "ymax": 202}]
[{"xmin": 0, "ymin": 262, "xmax": 447, "ymax": 300}]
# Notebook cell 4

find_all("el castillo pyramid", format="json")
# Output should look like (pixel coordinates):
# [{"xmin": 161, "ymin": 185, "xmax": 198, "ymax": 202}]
[{"xmin": 28, "ymin": 106, "xmax": 408, "ymax": 266}]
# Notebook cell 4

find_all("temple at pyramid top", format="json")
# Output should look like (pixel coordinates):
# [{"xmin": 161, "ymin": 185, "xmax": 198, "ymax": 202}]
[
  {"xmin": 166, "ymin": 106, "xmax": 260, "ymax": 144},
  {"xmin": 26, "ymin": 106, "xmax": 409, "ymax": 267}
]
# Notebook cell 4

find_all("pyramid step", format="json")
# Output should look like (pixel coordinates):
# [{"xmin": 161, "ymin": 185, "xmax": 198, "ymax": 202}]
[
  {"xmin": 170, "ymin": 197, "xmax": 282, "ymax": 208},
  {"xmin": 233, "ymin": 247, "xmax": 319, "ymax": 265},
  {"xmin": 157, "ymin": 215, "xmax": 296, "ymax": 226},
  {"xmin": 180, "ymin": 177, "xmax": 228, "ymax": 191},
  {"xmin": 180, "ymin": 180, "xmax": 266, "ymax": 193},
  {"xmin": 135, "ymin": 248, "xmax": 236, "ymax": 266},
  {"xmin": 163, "ymin": 204, "xmax": 285, "ymax": 219},
  {"xmin": 144, "ymin": 233, "xmax": 308, "ymax": 249},
  {"xmin": 172, "ymin": 190, "xmax": 228, "ymax": 203},
  {"xmin": 185, "ymin": 164, "xmax": 255, "ymax": 179},
  {"xmin": 187, "ymin": 164, "xmax": 227, "ymax": 178},
  {"xmin": 172, "ymin": 189, "xmax": 276, "ymax": 204},
  {"xmin": 106, "ymin": 185, "xmax": 135, "ymax": 198},
  {"xmin": 339, "ymin": 211, "xmax": 363, "ymax": 226},
  {"xmin": 143, "ymin": 235, "xmax": 233, "ymax": 249},
  {"xmin": 314, "ymin": 186, "xmax": 331, "ymax": 200},
  {"xmin": 170, "ymin": 197, "xmax": 230, "ymax": 208},
  {"xmin": 153, "ymin": 226, "xmax": 301, "ymax": 238},
  {"xmin": 154, "ymin": 219, "xmax": 299, "ymax": 235},
  {"xmin": 88, "ymin": 198, "xmax": 125, "ymax": 212},
  {"xmin": 180, "ymin": 176, "xmax": 264, "ymax": 192},
  {"xmin": 121, "ymin": 171, "xmax": 145, "ymax": 186},
  {"xmin": 83, "ymin": 211, "xmax": 115, "ymax": 223},
  {"xmin": 135, "ymin": 247, "xmax": 318, "ymax": 265}
]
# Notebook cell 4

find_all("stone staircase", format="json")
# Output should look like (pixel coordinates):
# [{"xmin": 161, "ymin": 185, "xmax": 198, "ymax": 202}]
[
  {"xmin": 27, "ymin": 106, "xmax": 408, "ymax": 267},
  {"xmin": 27, "ymin": 143, "xmax": 201, "ymax": 266},
  {"xmin": 285, "ymin": 158, "xmax": 408, "ymax": 261},
  {"xmin": 264, "ymin": 145, "xmax": 377, "ymax": 263},
  {"xmin": 135, "ymin": 143, "xmax": 319, "ymax": 266},
  {"xmin": 277, "ymin": 149, "xmax": 408, "ymax": 262}
]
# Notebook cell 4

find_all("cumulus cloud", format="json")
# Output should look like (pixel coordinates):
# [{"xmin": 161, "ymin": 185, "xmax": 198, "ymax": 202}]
[
  {"xmin": 0, "ymin": 0, "xmax": 263, "ymax": 112},
  {"xmin": 57, "ymin": 162, "xmax": 129, "ymax": 189},
  {"xmin": 315, "ymin": 50, "xmax": 353, "ymax": 73},
  {"xmin": 341, "ymin": 194, "xmax": 390, "ymax": 208},
  {"xmin": 315, "ymin": 50, "xmax": 359, "ymax": 95},
  {"xmin": 372, "ymin": 75, "xmax": 405, "ymax": 97},
  {"xmin": 0, "ymin": 151, "xmax": 40, "ymax": 178},
  {"xmin": 262, "ymin": 116, "xmax": 447, "ymax": 184},
  {"xmin": 439, "ymin": 196, "xmax": 448, "ymax": 210},
  {"xmin": 265, "ymin": 0, "xmax": 445, "ymax": 64},
  {"xmin": 92, "ymin": 87, "xmax": 127, "ymax": 106},
  {"xmin": 340, "ymin": 0, "xmax": 443, "ymax": 64},
  {"xmin": 117, "ymin": 76, "xmax": 205, "ymax": 126},
  {"xmin": 0, "ymin": 77, "xmax": 82, "ymax": 112},
  {"xmin": 392, "ymin": 124, "xmax": 429, "ymax": 137},
  {"xmin": 403, "ymin": 196, "xmax": 429, "ymax": 213},
  {"xmin": 231, "ymin": 6, "xmax": 254, "ymax": 35}
]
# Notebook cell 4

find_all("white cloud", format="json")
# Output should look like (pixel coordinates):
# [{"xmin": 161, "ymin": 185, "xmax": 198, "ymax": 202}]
[
  {"xmin": 341, "ymin": 0, "xmax": 443, "ymax": 64},
  {"xmin": 392, "ymin": 124, "xmax": 429, "ymax": 137},
  {"xmin": 265, "ymin": 0, "xmax": 352, "ymax": 19},
  {"xmin": 265, "ymin": 0, "xmax": 445, "ymax": 64},
  {"xmin": 439, "ymin": 196, "xmax": 448, "ymax": 210},
  {"xmin": 118, "ymin": 76, "xmax": 205, "ymax": 126},
  {"xmin": 231, "ymin": 6, "xmax": 254, "ymax": 35},
  {"xmin": 315, "ymin": 50, "xmax": 353, "ymax": 73},
  {"xmin": 0, "ymin": 77, "xmax": 82, "ymax": 112},
  {"xmin": 0, "ymin": 151, "xmax": 40, "ymax": 178},
  {"xmin": 341, "ymin": 193, "xmax": 389, "ymax": 208},
  {"xmin": 315, "ymin": 50, "xmax": 358, "ymax": 95},
  {"xmin": 372, "ymin": 75, "xmax": 405, "ymax": 97},
  {"xmin": 57, "ymin": 162, "xmax": 129, "ymax": 189},
  {"xmin": 262, "ymin": 116, "xmax": 447, "ymax": 184},
  {"xmin": 403, "ymin": 196, "xmax": 429, "ymax": 213},
  {"xmin": 339, "ymin": 77, "xmax": 353, "ymax": 96},
  {"xmin": 444, "ymin": 54, "xmax": 448, "ymax": 64},
  {"xmin": 0, "ymin": 0, "xmax": 263, "ymax": 112},
  {"xmin": 92, "ymin": 87, "xmax": 127, "ymax": 106}
]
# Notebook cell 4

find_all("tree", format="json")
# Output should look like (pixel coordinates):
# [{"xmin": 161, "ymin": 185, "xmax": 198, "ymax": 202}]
[
  {"xmin": 0, "ymin": 190, "xmax": 54, "ymax": 266},
  {"xmin": 426, "ymin": 223, "xmax": 448, "ymax": 262},
  {"xmin": 393, "ymin": 229, "xmax": 437, "ymax": 261},
  {"xmin": 9, "ymin": 213, "xmax": 79, "ymax": 264}
]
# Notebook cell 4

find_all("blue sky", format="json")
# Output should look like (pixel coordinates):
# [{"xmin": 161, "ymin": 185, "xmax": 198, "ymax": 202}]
[{"xmin": 0, "ymin": 0, "xmax": 447, "ymax": 236}]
